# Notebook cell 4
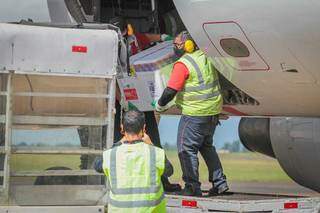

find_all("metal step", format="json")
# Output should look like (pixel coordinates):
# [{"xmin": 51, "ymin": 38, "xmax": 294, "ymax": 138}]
[{"xmin": 166, "ymin": 193, "xmax": 320, "ymax": 212}]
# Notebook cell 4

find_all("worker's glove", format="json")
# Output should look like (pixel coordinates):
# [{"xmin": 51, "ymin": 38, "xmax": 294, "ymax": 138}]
[
  {"xmin": 155, "ymin": 101, "xmax": 170, "ymax": 112},
  {"xmin": 161, "ymin": 34, "xmax": 173, "ymax": 42}
]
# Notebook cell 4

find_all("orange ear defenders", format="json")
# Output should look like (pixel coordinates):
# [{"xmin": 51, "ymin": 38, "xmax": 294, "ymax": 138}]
[
  {"xmin": 181, "ymin": 31, "xmax": 195, "ymax": 53},
  {"xmin": 127, "ymin": 24, "xmax": 134, "ymax": 36}
]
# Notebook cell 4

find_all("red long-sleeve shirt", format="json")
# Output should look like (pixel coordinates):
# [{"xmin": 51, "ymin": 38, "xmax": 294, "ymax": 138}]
[{"xmin": 167, "ymin": 62, "xmax": 190, "ymax": 91}]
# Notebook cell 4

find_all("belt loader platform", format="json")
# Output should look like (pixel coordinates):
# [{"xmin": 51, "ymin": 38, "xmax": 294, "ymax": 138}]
[{"xmin": 166, "ymin": 191, "xmax": 320, "ymax": 212}]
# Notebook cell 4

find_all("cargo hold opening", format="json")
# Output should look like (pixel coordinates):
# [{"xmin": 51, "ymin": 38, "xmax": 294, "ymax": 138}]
[
  {"xmin": 78, "ymin": 0, "xmax": 186, "ymax": 36},
  {"xmin": 77, "ymin": 0, "xmax": 259, "ymax": 106}
]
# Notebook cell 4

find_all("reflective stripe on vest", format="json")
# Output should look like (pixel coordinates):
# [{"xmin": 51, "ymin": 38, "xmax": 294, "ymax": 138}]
[
  {"xmin": 183, "ymin": 54, "xmax": 204, "ymax": 85},
  {"xmin": 109, "ymin": 145, "xmax": 160, "ymax": 194},
  {"xmin": 181, "ymin": 54, "xmax": 221, "ymax": 100},
  {"xmin": 178, "ymin": 89, "xmax": 221, "ymax": 101},
  {"xmin": 182, "ymin": 79, "xmax": 219, "ymax": 92},
  {"xmin": 108, "ymin": 192, "xmax": 165, "ymax": 208}
]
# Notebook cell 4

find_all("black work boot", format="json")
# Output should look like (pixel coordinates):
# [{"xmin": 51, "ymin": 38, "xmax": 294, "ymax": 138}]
[
  {"xmin": 179, "ymin": 184, "xmax": 202, "ymax": 197},
  {"xmin": 161, "ymin": 176, "xmax": 182, "ymax": 192},
  {"xmin": 208, "ymin": 184, "xmax": 229, "ymax": 196}
]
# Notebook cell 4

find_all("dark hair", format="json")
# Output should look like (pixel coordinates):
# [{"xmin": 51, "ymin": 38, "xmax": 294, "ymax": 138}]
[
  {"xmin": 109, "ymin": 16, "xmax": 127, "ymax": 32},
  {"xmin": 122, "ymin": 110, "xmax": 145, "ymax": 134}
]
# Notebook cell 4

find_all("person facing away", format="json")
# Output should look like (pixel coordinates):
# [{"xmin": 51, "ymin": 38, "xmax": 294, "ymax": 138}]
[
  {"xmin": 155, "ymin": 31, "xmax": 229, "ymax": 197},
  {"xmin": 95, "ymin": 109, "xmax": 166, "ymax": 212}
]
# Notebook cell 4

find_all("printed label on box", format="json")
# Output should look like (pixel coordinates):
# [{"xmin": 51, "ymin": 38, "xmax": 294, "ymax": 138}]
[
  {"xmin": 124, "ymin": 88, "xmax": 138, "ymax": 100},
  {"xmin": 147, "ymin": 81, "xmax": 155, "ymax": 99}
]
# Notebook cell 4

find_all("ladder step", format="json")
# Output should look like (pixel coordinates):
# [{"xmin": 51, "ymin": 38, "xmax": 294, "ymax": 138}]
[{"xmin": 11, "ymin": 169, "xmax": 103, "ymax": 177}]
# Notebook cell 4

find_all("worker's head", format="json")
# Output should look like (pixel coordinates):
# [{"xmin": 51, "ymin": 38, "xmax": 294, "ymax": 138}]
[
  {"xmin": 121, "ymin": 109, "xmax": 146, "ymax": 137},
  {"xmin": 173, "ymin": 31, "xmax": 196, "ymax": 57},
  {"xmin": 110, "ymin": 16, "xmax": 127, "ymax": 35}
]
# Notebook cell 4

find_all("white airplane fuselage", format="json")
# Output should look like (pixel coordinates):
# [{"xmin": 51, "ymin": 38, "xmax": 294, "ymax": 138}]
[{"xmin": 174, "ymin": 0, "xmax": 320, "ymax": 117}]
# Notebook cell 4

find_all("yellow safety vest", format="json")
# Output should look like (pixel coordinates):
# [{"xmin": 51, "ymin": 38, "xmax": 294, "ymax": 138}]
[
  {"xmin": 175, "ymin": 50, "xmax": 222, "ymax": 116},
  {"xmin": 103, "ymin": 142, "xmax": 166, "ymax": 213}
]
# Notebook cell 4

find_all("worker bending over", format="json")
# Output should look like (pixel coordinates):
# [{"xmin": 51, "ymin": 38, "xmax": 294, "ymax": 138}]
[
  {"xmin": 95, "ymin": 109, "xmax": 166, "ymax": 212},
  {"xmin": 156, "ymin": 31, "xmax": 229, "ymax": 196}
]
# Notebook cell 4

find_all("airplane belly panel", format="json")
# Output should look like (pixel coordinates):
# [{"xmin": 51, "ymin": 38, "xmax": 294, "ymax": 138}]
[{"xmin": 203, "ymin": 21, "xmax": 269, "ymax": 71}]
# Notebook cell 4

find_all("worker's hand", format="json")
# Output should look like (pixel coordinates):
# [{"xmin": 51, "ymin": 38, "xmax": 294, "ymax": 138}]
[
  {"xmin": 142, "ymin": 133, "xmax": 153, "ymax": 145},
  {"xmin": 155, "ymin": 101, "xmax": 170, "ymax": 112},
  {"xmin": 161, "ymin": 34, "xmax": 173, "ymax": 41}
]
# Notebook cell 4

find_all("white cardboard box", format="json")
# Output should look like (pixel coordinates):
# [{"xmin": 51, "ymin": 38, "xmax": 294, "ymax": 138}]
[{"xmin": 117, "ymin": 41, "xmax": 177, "ymax": 112}]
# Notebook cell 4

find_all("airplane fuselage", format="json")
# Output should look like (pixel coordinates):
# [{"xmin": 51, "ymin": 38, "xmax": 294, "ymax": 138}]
[{"xmin": 174, "ymin": 0, "xmax": 320, "ymax": 117}]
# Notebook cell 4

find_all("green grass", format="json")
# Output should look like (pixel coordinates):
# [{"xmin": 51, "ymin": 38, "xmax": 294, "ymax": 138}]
[
  {"xmin": 10, "ymin": 155, "xmax": 82, "ymax": 183},
  {"xmin": 165, "ymin": 151, "xmax": 291, "ymax": 183},
  {"xmin": 10, "ymin": 152, "xmax": 291, "ymax": 183},
  {"xmin": 11, "ymin": 154, "xmax": 81, "ymax": 171}
]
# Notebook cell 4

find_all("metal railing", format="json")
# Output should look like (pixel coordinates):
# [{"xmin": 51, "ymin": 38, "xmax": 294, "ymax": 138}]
[{"xmin": 0, "ymin": 72, "xmax": 116, "ymax": 204}]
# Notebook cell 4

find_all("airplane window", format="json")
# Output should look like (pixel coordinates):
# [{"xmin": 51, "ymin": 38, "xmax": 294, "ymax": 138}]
[
  {"xmin": 0, "ymin": 0, "xmax": 50, "ymax": 22},
  {"xmin": 220, "ymin": 38, "xmax": 250, "ymax": 57}
]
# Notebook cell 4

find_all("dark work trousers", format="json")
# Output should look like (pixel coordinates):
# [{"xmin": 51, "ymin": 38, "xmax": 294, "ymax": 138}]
[
  {"xmin": 114, "ymin": 100, "xmax": 174, "ymax": 178},
  {"xmin": 177, "ymin": 115, "xmax": 227, "ymax": 191}
]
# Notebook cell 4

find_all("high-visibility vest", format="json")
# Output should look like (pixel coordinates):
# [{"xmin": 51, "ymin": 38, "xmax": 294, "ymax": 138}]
[
  {"xmin": 175, "ymin": 50, "xmax": 222, "ymax": 116},
  {"xmin": 103, "ymin": 142, "xmax": 166, "ymax": 213}
]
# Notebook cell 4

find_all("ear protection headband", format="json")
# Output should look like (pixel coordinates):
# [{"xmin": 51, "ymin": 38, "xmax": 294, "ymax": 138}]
[{"xmin": 181, "ymin": 31, "xmax": 195, "ymax": 53}]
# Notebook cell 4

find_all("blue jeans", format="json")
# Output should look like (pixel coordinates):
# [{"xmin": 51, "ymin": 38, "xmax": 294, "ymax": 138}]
[{"xmin": 177, "ymin": 115, "xmax": 227, "ymax": 191}]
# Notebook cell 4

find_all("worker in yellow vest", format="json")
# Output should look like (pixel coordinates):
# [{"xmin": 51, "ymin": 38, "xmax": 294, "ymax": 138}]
[
  {"xmin": 155, "ymin": 31, "xmax": 229, "ymax": 197},
  {"xmin": 95, "ymin": 109, "xmax": 166, "ymax": 212},
  {"xmin": 110, "ymin": 16, "xmax": 181, "ymax": 193}
]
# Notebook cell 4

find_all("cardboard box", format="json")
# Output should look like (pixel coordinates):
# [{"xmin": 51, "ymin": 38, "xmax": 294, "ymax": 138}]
[{"xmin": 117, "ymin": 41, "xmax": 177, "ymax": 112}]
